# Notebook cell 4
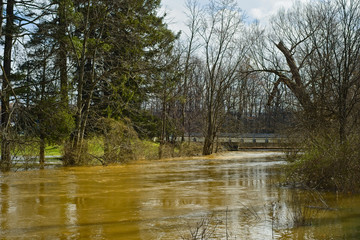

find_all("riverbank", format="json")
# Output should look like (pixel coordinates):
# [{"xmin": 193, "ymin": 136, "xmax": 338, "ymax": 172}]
[{"xmin": 7, "ymin": 139, "xmax": 208, "ymax": 170}]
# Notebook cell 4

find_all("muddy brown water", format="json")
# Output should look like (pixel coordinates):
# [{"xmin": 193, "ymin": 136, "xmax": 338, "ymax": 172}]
[{"xmin": 1, "ymin": 151, "xmax": 360, "ymax": 239}]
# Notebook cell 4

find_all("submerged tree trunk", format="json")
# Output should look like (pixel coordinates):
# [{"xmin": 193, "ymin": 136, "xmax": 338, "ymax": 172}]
[
  {"xmin": 203, "ymin": 110, "xmax": 215, "ymax": 155},
  {"xmin": 39, "ymin": 134, "xmax": 45, "ymax": 169}
]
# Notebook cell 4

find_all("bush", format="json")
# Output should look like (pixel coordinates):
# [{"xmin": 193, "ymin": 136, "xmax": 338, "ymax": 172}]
[
  {"xmin": 179, "ymin": 142, "xmax": 203, "ymax": 157},
  {"xmin": 135, "ymin": 140, "xmax": 159, "ymax": 160},
  {"xmin": 62, "ymin": 141, "xmax": 90, "ymax": 166},
  {"xmin": 99, "ymin": 118, "xmax": 139, "ymax": 164},
  {"xmin": 286, "ymin": 134, "xmax": 360, "ymax": 192}
]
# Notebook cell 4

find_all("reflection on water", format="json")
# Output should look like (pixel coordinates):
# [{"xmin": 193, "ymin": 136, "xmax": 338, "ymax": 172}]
[{"xmin": 0, "ymin": 151, "xmax": 360, "ymax": 239}]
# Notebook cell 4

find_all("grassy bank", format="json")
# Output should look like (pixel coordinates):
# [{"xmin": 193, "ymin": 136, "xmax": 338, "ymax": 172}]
[{"xmin": 16, "ymin": 137, "xmax": 205, "ymax": 168}]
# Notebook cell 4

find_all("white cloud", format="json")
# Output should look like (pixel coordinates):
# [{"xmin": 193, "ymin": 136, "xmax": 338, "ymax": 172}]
[
  {"xmin": 247, "ymin": 0, "xmax": 300, "ymax": 23},
  {"xmin": 160, "ymin": 0, "xmax": 187, "ymax": 33},
  {"xmin": 249, "ymin": 8, "xmax": 265, "ymax": 20},
  {"xmin": 161, "ymin": 0, "xmax": 313, "ymax": 31}
]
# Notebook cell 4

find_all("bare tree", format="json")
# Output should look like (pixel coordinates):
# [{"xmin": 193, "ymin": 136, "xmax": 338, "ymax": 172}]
[
  {"xmin": 199, "ymin": 0, "xmax": 248, "ymax": 155},
  {"xmin": 180, "ymin": 0, "xmax": 202, "ymax": 142},
  {"xmin": 311, "ymin": 0, "xmax": 360, "ymax": 142},
  {"xmin": 250, "ymin": 0, "xmax": 360, "ymax": 142}
]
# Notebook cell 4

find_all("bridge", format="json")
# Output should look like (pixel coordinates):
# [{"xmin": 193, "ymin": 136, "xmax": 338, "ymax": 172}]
[{"xmin": 181, "ymin": 133, "xmax": 288, "ymax": 150}]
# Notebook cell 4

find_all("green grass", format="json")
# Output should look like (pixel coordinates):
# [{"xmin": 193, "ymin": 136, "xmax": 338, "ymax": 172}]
[
  {"xmin": 45, "ymin": 137, "xmax": 104, "ymax": 157},
  {"xmin": 137, "ymin": 140, "xmax": 159, "ymax": 160},
  {"xmin": 45, "ymin": 145, "xmax": 62, "ymax": 156},
  {"xmin": 11, "ymin": 137, "xmax": 202, "ymax": 164},
  {"xmin": 86, "ymin": 136, "xmax": 105, "ymax": 156}
]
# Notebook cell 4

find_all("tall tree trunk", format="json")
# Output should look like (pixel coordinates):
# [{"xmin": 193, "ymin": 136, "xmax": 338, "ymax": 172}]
[
  {"xmin": 159, "ymin": 93, "xmax": 167, "ymax": 159},
  {"xmin": 58, "ymin": 0, "xmax": 68, "ymax": 107},
  {"xmin": 1, "ymin": 0, "xmax": 14, "ymax": 171},
  {"xmin": 181, "ymin": 79, "xmax": 187, "ymax": 142},
  {"xmin": 0, "ymin": 0, "xmax": 3, "ymax": 37},
  {"xmin": 39, "ymin": 57, "xmax": 47, "ymax": 168},
  {"xmin": 202, "ymin": 110, "xmax": 214, "ymax": 155},
  {"xmin": 78, "ymin": 57, "xmax": 95, "ymax": 147},
  {"xmin": 70, "ymin": 0, "xmax": 91, "ymax": 164},
  {"xmin": 338, "ymin": 89, "xmax": 348, "ymax": 143},
  {"xmin": 181, "ymin": 43, "xmax": 192, "ymax": 142}
]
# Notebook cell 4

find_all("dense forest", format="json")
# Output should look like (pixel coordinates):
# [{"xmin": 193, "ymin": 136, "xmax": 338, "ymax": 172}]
[{"xmin": 0, "ymin": 0, "xmax": 359, "ymax": 192}]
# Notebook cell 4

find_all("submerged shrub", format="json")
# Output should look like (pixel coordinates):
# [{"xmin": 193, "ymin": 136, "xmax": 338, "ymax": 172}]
[
  {"xmin": 180, "ymin": 142, "xmax": 203, "ymax": 157},
  {"xmin": 99, "ymin": 118, "xmax": 139, "ymax": 164},
  {"xmin": 286, "ymin": 134, "xmax": 360, "ymax": 192},
  {"xmin": 62, "ymin": 141, "xmax": 90, "ymax": 166},
  {"xmin": 158, "ymin": 142, "xmax": 203, "ymax": 159},
  {"xmin": 135, "ymin": 140, "xmax": 159, "ymax": 160}
]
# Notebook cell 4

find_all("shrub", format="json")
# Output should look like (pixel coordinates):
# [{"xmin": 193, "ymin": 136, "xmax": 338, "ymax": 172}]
[
  {"xmin": 62, "ymin": 141, "xmax": 90, "ymax": 166},
  {"xmin": 135, "ymin": 140, "xmax": 159, "ymax": 160},
  {"xmin": 286, "ymin": 134, "xmax": 360, "ymax": 192},
  {"xmin": 180, "ymin": 142, "xmax": 203, "ymax": 157},
  {"xmin": 99, "ymin": 118, "xmax": 139, "ymax": 164}
]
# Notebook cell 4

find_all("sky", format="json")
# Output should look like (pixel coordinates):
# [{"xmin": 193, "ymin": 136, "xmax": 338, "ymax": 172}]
[{"xmin": 161, "ymin": 0, "xmax": 309, "ymax": 32}]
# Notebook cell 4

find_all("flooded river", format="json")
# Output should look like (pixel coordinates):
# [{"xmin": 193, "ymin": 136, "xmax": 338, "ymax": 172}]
[{"xmin": 1, "ymin": 151, "xmax": 360, "ymax": 239}]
